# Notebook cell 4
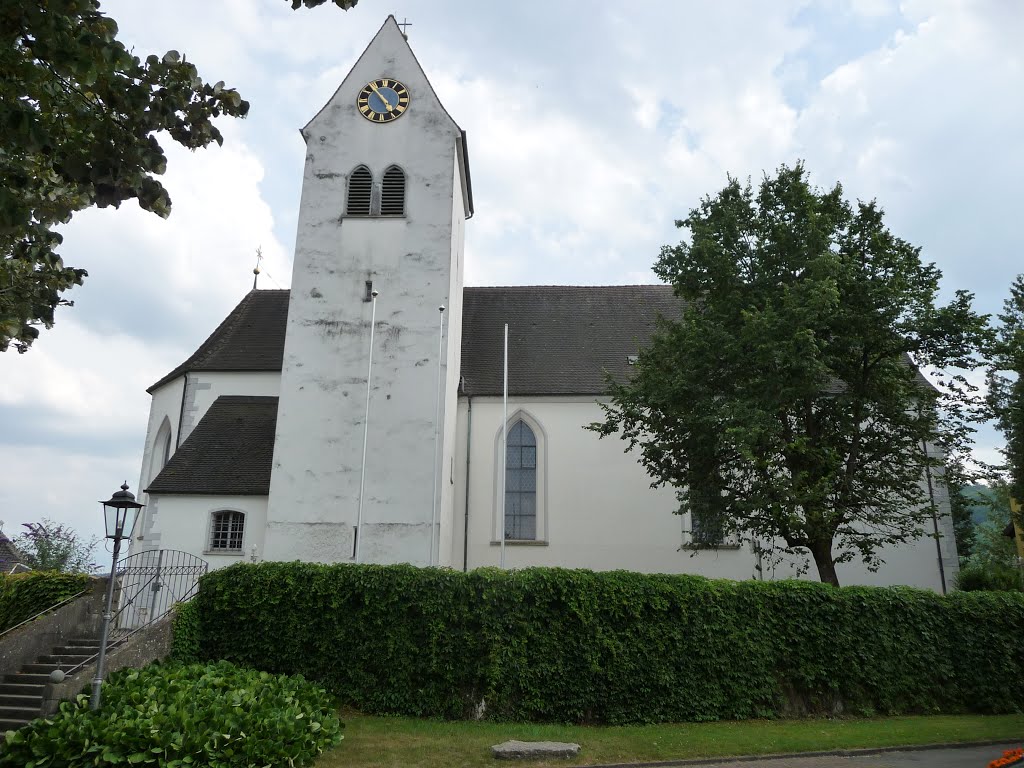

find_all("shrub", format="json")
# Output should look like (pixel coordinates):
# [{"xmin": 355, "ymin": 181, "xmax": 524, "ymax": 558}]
[
  {"xmin": 169, "ymin": 600, "xmax": 200, "ymax": 663},
  {"xmin": 0, "ymin": 571, "xmax": 91, "ymax": 633},
  {"xmin": 956, "ymin": 562, "xmax": 1022, "ymax": 592},
  {"xmin": 0, "ymin": 661, "xmax": 342, "ymax": 767},
  {"xmin": 184, "ymin": 562, "xmax": 1024, "ymax": 724}
]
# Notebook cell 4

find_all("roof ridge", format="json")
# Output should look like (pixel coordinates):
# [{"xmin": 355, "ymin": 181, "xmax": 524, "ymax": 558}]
[{"xmin": 465, "ymin": 284, "xmax": 670, "ymax": 289}]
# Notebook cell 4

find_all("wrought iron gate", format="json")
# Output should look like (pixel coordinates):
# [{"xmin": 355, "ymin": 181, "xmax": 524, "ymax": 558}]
[{"xmin": 114, "ymin": 549, "xmax": 208, "ymax": 631}]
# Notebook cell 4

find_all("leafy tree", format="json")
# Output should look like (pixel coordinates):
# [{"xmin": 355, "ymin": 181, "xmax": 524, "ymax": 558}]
[
  {"xmin": 986, "ymin": 275, "xmax": 1024, "ymax": 502},
  {"xmin": 13, "ymin": 518, "xmax": 100, "ymax": 573},
  {"xmin": 945, "ymin": 466, "xmax": 978, "ymax": 561},
  {"xmin": 955, "ymin": 482, "xmax": 1022, "ymax": 591},
  {"xmin": 592, "ymin": 163, "xmax": 989, "ymax": 586},
  {"xmin": 1, "ymin": 0, "xmax": 357, "ymax": 353}
]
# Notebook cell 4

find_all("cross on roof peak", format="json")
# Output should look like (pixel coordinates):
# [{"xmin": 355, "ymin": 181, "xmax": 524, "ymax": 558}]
[{"xmin": 397, "ymin": 17, "xmax": 412, "ymax": 36}]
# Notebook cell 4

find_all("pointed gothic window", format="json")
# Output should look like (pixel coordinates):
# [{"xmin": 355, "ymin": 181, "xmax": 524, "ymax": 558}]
[
  {"xmin": 346, "ymin": 165, "xmax": 372, "ymax": 216},
  {"xmin": 504, "ymin": 420, "xmax": 537, "ymax": 540},
  {"xmin": 380, "ymin": 165, "xmax": 406, "ymax": 216}
]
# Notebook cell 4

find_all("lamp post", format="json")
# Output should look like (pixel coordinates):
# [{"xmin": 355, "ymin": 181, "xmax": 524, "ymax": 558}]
[{"xmin": 90, "ymin": 482, "xmax": 143, "ymax": 711}]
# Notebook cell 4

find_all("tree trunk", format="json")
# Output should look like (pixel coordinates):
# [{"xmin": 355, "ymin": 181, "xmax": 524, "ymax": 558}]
[{"xmin": 809, "ymin": 538, "xmax": 840, "ymax": 586}]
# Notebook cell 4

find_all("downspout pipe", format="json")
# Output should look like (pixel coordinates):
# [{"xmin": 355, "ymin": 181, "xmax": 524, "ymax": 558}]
[
  {"xmin": 921, "ymin": 438, "xmax": 948, "ymax": 595},
  {"xmin": 462, "ymin": 395, "xmax": 472, "ymax": 572}
]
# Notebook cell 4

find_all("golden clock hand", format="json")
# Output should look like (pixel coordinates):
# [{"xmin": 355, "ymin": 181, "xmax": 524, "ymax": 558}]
[{"xmin": 368, "ymin": 82, "xmax": 395, "ymax": 112}]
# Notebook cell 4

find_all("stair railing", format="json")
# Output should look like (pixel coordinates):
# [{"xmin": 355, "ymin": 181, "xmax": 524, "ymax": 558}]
[{"xmin": 0, "ymin": 588, "xmax": 91, "ymax": 641}]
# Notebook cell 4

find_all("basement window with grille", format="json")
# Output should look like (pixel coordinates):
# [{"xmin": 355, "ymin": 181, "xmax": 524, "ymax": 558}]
[
  {"xmin": 380, "ymin": 165, "xmax": 406, "ymax": 216},
  {"xmin": 208, "ymin": 510, "xmax": 245, "ymax": 552},
  {"xmin": 346, "ymin": 165, "xmax": 373, "ymax": 216}
]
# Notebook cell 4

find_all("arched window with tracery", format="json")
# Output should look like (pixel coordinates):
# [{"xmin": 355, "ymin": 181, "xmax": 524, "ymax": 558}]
[
  {"xmin": 346, "ymin": 165, "xmax": 372, "ymax": 215},
  {"xmin": 504, "ymin": 420, "xmax": 537, "ymax": 540},
  {"xmin": 380, "ymin": 165, "xmax": 406, "ymax": 216}
]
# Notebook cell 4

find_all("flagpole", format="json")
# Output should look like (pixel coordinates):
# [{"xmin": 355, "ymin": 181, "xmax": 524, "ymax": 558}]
[
  {"xmin": 430, "ymin": 305, "xmax": 446, "ymax": 566},
  {"xmin": 354, "ymin": 289, "xmax": 379, "ymax": 563},
  {"xmin": 501, "ymin": 323, "xmax": 508, "ymax": 569}
]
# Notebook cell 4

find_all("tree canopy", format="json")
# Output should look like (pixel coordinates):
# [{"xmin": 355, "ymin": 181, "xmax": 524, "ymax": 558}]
[
  {"xmin": 1, "ymin": 0, "xmax": 358, "ymax": 353},
  {"xmin": 592, "ymin": 163, "xmax": 989, "ymax": 586},
  {"xmin": 13, "ymin": 518, "xmax": 100, "ymax": 573},
  {"xmin": 986, "ymin": 275, "xmax": 1024, "ymax": 501}
]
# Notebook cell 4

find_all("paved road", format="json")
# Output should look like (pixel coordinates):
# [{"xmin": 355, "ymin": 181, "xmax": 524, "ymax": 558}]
[{"xmin": 688, "ymin": 742, "xmax": 1021, "ymax": 768}]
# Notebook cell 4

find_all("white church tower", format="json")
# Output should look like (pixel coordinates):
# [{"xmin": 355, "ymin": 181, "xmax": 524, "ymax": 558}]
[{"xmin": 263, "ymin": 16, "xmax": 473, "ymax": 565}]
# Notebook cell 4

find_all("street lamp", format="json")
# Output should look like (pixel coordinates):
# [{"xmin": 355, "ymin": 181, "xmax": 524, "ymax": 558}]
[{"xmin": 90, "ymin": 482, "xmax": 143, "ymax": 711}]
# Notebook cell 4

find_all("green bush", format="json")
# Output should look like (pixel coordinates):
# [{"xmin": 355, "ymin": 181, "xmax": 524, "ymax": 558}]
[
  {"xmin": 956, "ymin": 562, "xmax": 1023, "ymax": 592},
  {"xmin": 0, "ymin": 661, "xmax": 342, "ymax": 767},
  {"xmin": 186, "ymin": 563, "xmax": 1024, "ymax": 724},
  {"xmin": 169, "ymin": 600, "xmax": 200, "ymax": 663},
  {"xmin": 0, "ymin": 571, "xmax": 91, "ymax": 633}
]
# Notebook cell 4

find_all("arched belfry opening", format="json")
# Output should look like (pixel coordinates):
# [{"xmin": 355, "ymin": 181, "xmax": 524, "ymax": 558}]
[
  {"xmin": 346, "ymin": 165, "xmax": 373, "ymax": 215},
  {"xmin": 380, "ymin": 165, "xmax": 406, "ymax": 216}
]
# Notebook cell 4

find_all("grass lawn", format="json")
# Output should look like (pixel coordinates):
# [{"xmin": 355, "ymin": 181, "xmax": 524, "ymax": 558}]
[{"xmin": 317, "ymin": 713, "xmax": 1024, "ymax": 768}]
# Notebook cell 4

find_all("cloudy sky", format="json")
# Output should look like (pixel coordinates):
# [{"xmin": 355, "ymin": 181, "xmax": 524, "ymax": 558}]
[{"xmin": 1, "ymin": 0, "xmax": 1021, "ymax": 551}]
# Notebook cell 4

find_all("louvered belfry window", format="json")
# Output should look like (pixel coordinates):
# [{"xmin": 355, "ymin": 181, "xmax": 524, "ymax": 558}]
[
  {"xmin": 380, "ymin": 165, "xmax": 406, "ymax": 216},
  {"xmin": 346, "ymin": 165, "xmax": 372, "ymax": 215}
]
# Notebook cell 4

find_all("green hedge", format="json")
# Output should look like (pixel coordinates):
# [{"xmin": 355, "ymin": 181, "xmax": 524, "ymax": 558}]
[
  {"xmin": 186, "ymin": 562, "xmax": 1024, "ymax": 724},
  {"xmin": 0, "ymin": 661, "xmax": 342, "ymax": 767},
  {"xmin": 0, "ymin": 571, "xmax": 91, "ymax": 633}
]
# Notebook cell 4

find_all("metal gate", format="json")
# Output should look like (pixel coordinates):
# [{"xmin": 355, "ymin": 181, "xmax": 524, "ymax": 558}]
[{"xmin": 114, "ymin": 549, "xmax": 208, "ymax": 631}]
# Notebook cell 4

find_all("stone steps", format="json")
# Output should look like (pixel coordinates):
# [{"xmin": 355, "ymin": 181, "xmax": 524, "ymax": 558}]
[{"xmin": 0, "ymin": 636, "xmax": 101, "ymax": 735}]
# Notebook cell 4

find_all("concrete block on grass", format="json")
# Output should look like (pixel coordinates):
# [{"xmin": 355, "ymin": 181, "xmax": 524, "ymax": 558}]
[{"xmin": 492, "ymin": 740, "xmax": 581, "ymax": 760}]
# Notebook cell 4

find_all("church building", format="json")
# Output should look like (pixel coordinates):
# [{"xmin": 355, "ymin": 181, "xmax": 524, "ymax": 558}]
[{"xmin": 130, "ymin": 17, "xmax": 959, "ymax": 592}]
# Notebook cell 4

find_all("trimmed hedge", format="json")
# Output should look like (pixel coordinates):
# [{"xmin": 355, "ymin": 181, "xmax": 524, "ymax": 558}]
[
  {"xmin": 187, "ymin": 562, "xmax": 1024, "ymax": 724},
  {"xmin": 0, "ymin": 661, "xmax": 342, "ymax": 767},
  {"xmin": 0, "ymin": 571, "xmax": 91, "ymax": 633}
]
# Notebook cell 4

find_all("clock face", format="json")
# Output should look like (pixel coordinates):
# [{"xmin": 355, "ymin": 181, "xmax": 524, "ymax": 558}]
[{"xmin": 357, "ymin": 78, "xmax": 410, "ymax": 123}]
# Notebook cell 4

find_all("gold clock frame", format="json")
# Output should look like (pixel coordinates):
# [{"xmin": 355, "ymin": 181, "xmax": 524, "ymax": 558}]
[{"xmin": 357, "ymin": 78, "xmax": 410, "ymax": 123}]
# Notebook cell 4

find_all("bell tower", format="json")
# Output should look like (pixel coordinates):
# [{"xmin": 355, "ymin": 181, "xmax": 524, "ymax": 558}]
[{"xmin": 264, "ymin": 16, "xmax": 472, "ymax": 565}]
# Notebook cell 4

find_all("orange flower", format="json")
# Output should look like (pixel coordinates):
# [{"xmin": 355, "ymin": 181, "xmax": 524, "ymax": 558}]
[{"xmin": 989, "ymin": 748, "xmax": 1024, "ymax": 768}]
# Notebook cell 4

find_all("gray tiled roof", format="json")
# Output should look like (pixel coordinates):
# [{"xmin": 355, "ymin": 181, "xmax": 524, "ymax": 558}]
[
  {"xmin": 0, "ymin": 534, "xmax": 28, "ymax": 572},
  {"xmin": 460, "ymin": 285, "xmax": 681, "ymax": 396},
  {"xmin": 147, "ymin": 290, "xmax": 289, "ymax": 393},
  {"xmin": 148, "ymin": 286, "xmax": 683, "ymax": 397},
  {"xmin": 146, "ymin": 396, "xmax": 278, "ymax": 495}
]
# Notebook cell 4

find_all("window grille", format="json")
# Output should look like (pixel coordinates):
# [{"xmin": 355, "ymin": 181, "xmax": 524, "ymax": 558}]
[
  {"xmin": 504, "ymin": 420, "xmax": 537, "ymax": 540},
  {"xmin": 346, "ymin": 165, "xmax": 372, "ymax": 215},
  {"xmin": 380, "ymin": 165, "xmax": 406, "ymax": 215},
  {"xmin": 210, "ymin": 510, "xmax": 244, "ymax": 551}
]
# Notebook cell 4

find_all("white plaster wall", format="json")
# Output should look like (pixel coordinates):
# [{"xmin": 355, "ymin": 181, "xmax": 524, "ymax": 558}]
[
  {"xmin": 179, "ymin": 371, "xmax": 281, "ymax": 445},
  {"xmin": 437, "ymin": 153, "xmax": 467, "ymax": 566},
  {"xmin": 138, "ymin": 494, "xmax": 267, "ymax": 571},
  {"xmin": 132, "ymin": 377, "xmax": 185, "ymax": 556},
  {"xmin": 455, "ymin": 397, "xmax": 952, "ymax": 591},
  {"xmin": 265, "ymin": 18, "xmax": 465, "ymax": 566},
  {"xmin": 131, "ymin": 371, "xmax": 280, "ymax": 558}
]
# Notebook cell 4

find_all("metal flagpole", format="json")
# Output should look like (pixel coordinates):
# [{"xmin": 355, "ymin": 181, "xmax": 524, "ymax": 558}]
[
  {"xmin": 354, "ymin": 289, "xmax": 379, "ymax": 563},
  {"xmin": 500, "ymin": 323, "xmax": 508, "ymax": 569},
  {"xmin": 430, "ymin": 305, "xmax": 446, "ymax": 566}
]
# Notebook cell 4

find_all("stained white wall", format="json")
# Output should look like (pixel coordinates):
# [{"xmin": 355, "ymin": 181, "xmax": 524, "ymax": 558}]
[
  {"xmin": 136, "ymin": 494, "xmax": 267, "ymax": 571},
  {"xmin": 265, "ymin": 17, "xmax": 466, "ymax": 566},
  {"xmin": 131, "ymin": 371, "xmax": 280, "ymax": 556},
  {"xmin": 453, "ymin": 396, "xmax": 956, "ymax": 592}
]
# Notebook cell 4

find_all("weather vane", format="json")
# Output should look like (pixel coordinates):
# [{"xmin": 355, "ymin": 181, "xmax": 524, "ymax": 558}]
[{"xmin": 253, "ymin": 246, "xmax": 263, "ymax": 290}]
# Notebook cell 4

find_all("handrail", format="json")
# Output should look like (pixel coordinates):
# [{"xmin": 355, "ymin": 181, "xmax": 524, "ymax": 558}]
[
  {"xmin": 0, "ymin": 588, "xmax": 91, "ymax": 641},
  {"xmin": 56, "ymin": 598, "xmax": 191, "ymax": 679}
]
